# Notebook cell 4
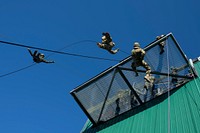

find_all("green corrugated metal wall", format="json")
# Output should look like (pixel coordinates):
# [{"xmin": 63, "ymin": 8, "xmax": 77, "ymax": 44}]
[{"xmin": 82, "ymin": 61, "xmax": 200, "ymax": 133}]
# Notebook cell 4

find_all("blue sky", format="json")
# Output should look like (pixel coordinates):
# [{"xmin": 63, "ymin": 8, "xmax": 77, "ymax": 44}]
[{"xmin": 0, "ymin": 0, "xmax": 199, "ymax": 133}]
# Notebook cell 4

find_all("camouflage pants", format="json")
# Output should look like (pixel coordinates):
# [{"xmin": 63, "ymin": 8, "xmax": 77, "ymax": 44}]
[
  {"xmin": 98, "ymin": 42, "xmax": 115, "ymax": 50},
  {"xmin": 131, "ymin": 60, "xmax": 151, "ymax": 76}
]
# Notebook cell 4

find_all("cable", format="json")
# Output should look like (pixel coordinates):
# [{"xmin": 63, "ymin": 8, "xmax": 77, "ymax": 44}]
[
  {"xmin": 46, "ymin": 40, "xmax": 98, "ymax": 58},
  {"xmin": 119, "ymin": 49, "xmax": 130, "ymax": 55},
  {"xmin": 166, "ymin": 38, "xmax": 171, "ymax": 133},
  {"xmin": 0, "ymin": 63, "xmax": 36, "ymax": 78},
  {"xmin": 59, "ymin": 40, "xmax": 98, "ymax": 49},
  {"xmin": 0, "ymin": 40, "xmax": 120, "ymax": 62}
]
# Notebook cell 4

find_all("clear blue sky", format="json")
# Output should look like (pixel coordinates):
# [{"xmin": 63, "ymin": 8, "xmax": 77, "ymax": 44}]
[{"xmin": 0, "ymin": 0, "xmax": 199, "ymax": 133}]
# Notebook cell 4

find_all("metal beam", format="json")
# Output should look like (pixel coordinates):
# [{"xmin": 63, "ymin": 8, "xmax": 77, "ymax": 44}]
[
  {"xmin": 97, "ymin": 68, "xmax": 118, "ymax": 123},
  {"xmin": 118, "ymin": 67, "xmax": 192, "ymax": 79},
  {"xmin": 71, "ymin": 92, "xmax": 97, "ymax": 125},
  {"xmin": 117, "ymin": 67, "xmax": 143, "ymax": 104}
]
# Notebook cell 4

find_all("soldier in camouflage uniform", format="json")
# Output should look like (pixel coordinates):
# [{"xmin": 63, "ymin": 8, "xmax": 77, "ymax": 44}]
[
  {"xmin": 131, "ymin": 42, "xmax": 151, "ymax": 81},
  {"xmin": 156, "ymin": 34, "xmax": 165, "ymax": 54},
  {"xmin": 144, "ymin": 75, "xmax": 155, "ymax": 100},
  {"xmin": 97, "ymin": 32, "xmax": 119, "ymax": 54},
  {"xmin": 28, "ymin": 48, "xmax": 55, "ymax": 64}
]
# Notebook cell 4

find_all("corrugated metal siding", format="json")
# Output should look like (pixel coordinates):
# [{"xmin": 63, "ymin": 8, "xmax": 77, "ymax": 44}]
[{"xmin": 82, "ymin": 62, "xmax": 200, "ymax": 133}]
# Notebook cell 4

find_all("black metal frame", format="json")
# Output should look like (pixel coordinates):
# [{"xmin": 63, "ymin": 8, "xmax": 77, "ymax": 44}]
[
  {"xmin": 117, "ymin": 67, "xmax": 143, "ymax": 104},
  {"xmin": 118, "ymin": 67, "xmax": 193, "ymax": 79},
  {"xmin": 97, "ymin": 68, "xmax": 118, "ymax": 122}
]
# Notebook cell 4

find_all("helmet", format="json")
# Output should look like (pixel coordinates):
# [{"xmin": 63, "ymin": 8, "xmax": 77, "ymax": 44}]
[
  {"xmin": 102, "ymin": 32, "xmax": 110, "ymax": 37},
  {"xmin": 134, "ymin": 42, "xmax": 140, "ymax": 48},
  {"xmin": 156, "ymin": 34, "xmax": 165, "ymax": 40},
  {"xmin": 39, "ymin": 53, "xmax": 45, "ymax": 58},
  {"xmin": 102, "ymin": 32, "xmax": 106, "ymax": 35},
  {"xmin": 160, "ymin": 34, "xmax": 164, "ymax": 37}
]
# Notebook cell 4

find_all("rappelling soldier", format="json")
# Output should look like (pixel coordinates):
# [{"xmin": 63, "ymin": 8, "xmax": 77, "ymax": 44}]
[
  {"xmin": 156, "ymin": 34, "xmax": 165, "ymax": 54},
  {"xmin": 144, "ymin": 75, "xmax": 155, "ymax": 100},
  {"xmin": 28, "ymin": 48, "xmax": 55, "ymax": 63},
  {"xmin": 97, "ymin": 32, "xmax": 119, "ymax": 54},
  {"xmin": 131, "ymin": 42, "xmax": 151, "ymax": 81}
]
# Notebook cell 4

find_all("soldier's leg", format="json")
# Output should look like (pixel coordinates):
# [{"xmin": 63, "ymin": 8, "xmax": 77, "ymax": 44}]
[
  {"xmin": 109, "ymin": 49, "xmax": 119, "ymax": 54},
  {"xmin": 33, "ymin": 50, "xmax": 38, "ymax": 56},
  {"xmin": 144, "ymin": 75, "xmax": 155, "ymax": 101},
  {"xmin": 142, "ymin": 60, "xmax": 151, "ymax": 81},
  {"xmin": 97, "ymin": 43, "xmax": 103, "ymax": 48},
  {"xmin": 109, "ymin": 42, "xmax": 119, "ymax": 54},
  {"xmin": 100, "ymin": 43, "xmax": 110, "ymax": 50},
  {"xmin": 104, "ymin": 43, "xmax": 117, "ymax": 54},
  {"xmin": 27, "ymin": 48, "xmax": 33, "ymax": 56},
  {"xmin": 131, "ymin": 62, "xmax": 139, "ymax": 76},
  {"xmin": 142, "ymin": 61, "xmax": 151, "ymax": 75},
  {"xmin": 108, "ymin": 50, "xmax": 115, "ymax": 54},
  {"xmin": 109, "ymin": 42, "xmax": 115, "ymax": 47}
]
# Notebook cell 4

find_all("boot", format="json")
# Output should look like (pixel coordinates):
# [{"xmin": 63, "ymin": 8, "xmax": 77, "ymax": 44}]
[{"xmin": 144, "ymin": 75, "xmax": 151, "ymax": 82}]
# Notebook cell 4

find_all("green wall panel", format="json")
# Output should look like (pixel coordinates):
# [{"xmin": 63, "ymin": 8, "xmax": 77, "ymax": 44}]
[{"xmin": 82, "ymin": 61, "xmax": 200, "ymax": 133}]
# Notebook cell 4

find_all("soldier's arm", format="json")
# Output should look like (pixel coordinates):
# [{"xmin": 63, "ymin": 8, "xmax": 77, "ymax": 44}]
[
  {"xmin": 42, "ymin": 59, "xmax": 55, "ymax": 63},
  {"xmin": 141, "ymin": 49, "xmax": 146, "ymax": 56},
  {"xmin": 131, "ymin": 49, "xmax": 135, "ymax": 56}
]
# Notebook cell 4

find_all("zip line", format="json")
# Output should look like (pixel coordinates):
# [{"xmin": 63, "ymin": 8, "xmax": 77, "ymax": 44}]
[{"xmin": 0, "ymin": 40, "xmax": 120, "ymax": 62}]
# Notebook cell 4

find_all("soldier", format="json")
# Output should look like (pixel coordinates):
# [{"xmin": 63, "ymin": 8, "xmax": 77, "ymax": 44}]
[
  {"xmin": 131, "ymin": 42, "xmax": 151, "ymax": 81},
  {"xmin": 115, "ymin": 98, "xmax": 120, "ymax": 116},
  {"xmin": 97, "ymin": 32, "xmax": 119, "ymax": 54},
  {"xmin": 28, "ymin": 48, "xmax": 55, "ymax": 63},
  {"xmin": 156, "ymin": 34, "xmax": 165, "ymax": 54},
  {"xmin": 144, "ymin": 75, "xmax": 155, "ymax": 100}
]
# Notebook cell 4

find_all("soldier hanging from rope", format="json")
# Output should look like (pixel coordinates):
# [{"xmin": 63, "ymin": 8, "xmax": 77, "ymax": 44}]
[
  {"xmin": 144, "ymin": 75, "xmax": 155, "ymax": 101},
  {"xmin": 156, "ymin": 34, "xmax": 166, "ymax": 54},
  {"xmin": 97, "ymin": 32, "xmax": 119, "ymax": 54},
  {"xmin": 28, "ymin": 48, "xmax": 55, "ymax": 63},
  {"xmin": 131, "ymin": 42, "xmax": 152, "ymax": 82}
]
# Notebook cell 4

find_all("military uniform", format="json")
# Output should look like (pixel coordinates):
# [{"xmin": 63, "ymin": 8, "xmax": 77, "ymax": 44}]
[
  {"xmin": 144, "ymin": 75, "xmax": 155, "ymax": 97},
  {"xmin": 28, "ymin": 48, "xmax": 55, "ymax": 63},
  {"xmin": 131, "ymin": 42, "xmax": 151, "ymax": 80},
  {"xmin": 97, "ymin": 32, "xmax": 119, "ymax": 54},
  {"xmin": 156, "ymin": 35, "xmax": 165, "ymax": 54}
]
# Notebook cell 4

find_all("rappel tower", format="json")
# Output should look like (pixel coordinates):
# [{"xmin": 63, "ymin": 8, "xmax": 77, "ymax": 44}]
[{"xmin": 70, "ymin": 33, "xmax": 200, "ymax": 133}]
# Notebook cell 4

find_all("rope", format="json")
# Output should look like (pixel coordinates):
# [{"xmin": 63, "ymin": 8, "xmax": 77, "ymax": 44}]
[
  {"xmin": 0, "ymin": 40, "xmax": 120, "ymax": 62},
  {"xmin": 119, "ymin": 49, "xmax": 130, "ymax": 55},
  {"xmin": 166, "ymin": 38, "xmax": 171, "ymax": 133},
  {"xmin": 46, "ymin": 40, "xmax": 98, "ymax": 58},
  {"xmin": 0, "ymin": 63, "xmax": 36, "ymax": 78}
]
